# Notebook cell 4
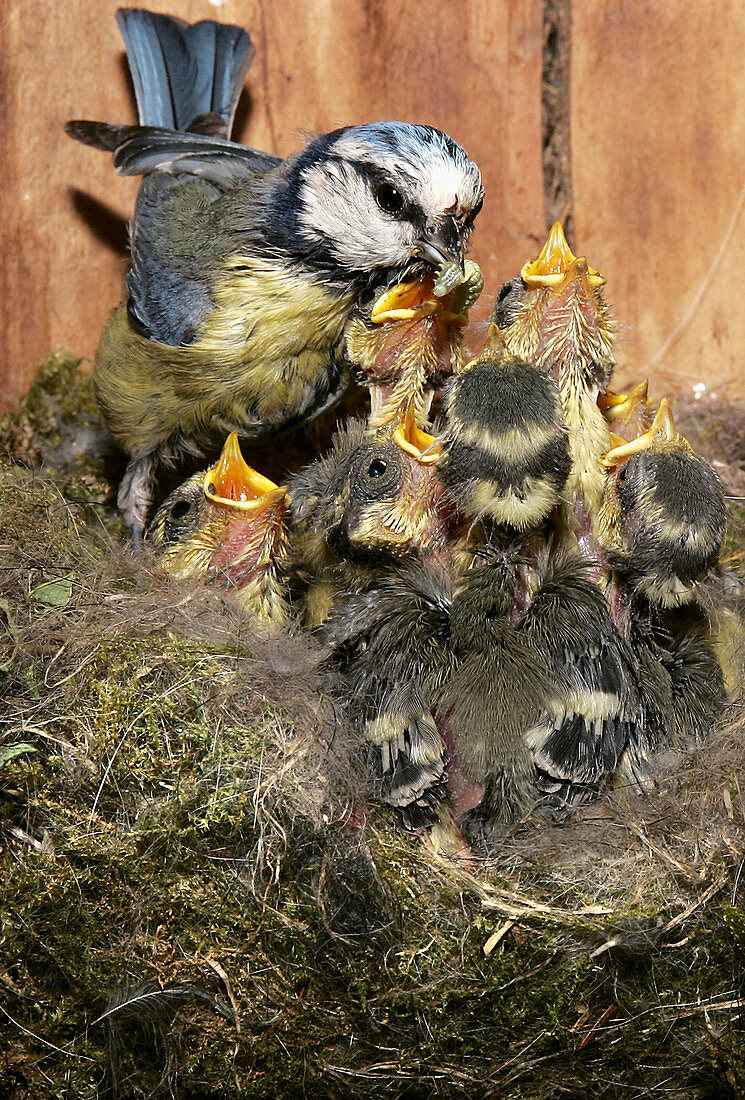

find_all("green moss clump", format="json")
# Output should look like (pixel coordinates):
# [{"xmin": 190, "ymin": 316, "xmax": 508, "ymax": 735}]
[{"xmin": 0, "ymin": 352, "xmax": 116, "ymax": 503}]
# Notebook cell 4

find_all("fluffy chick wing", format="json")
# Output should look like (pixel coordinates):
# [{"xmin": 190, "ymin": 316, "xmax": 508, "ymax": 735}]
[{"xmin": 321, "ymin": 562, "xmax": 454, "ymax": 828}]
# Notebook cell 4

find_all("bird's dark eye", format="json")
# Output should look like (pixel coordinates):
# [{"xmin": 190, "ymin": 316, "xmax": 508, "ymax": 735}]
[
  {"xmin": 367, "ymin": 458, "xmax": 388, "ymax": 478},
  {"xmin": 171, "ymin": 499, "xmax": 192, "ymax": 519},
  {"xmin": 375, "ymin": 183, "xmax": 405, "ymax": 216}
]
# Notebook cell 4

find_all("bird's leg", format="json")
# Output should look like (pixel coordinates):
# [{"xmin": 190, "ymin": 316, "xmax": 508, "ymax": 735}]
[
  {"xmin": 118, "ymin": 453, "xmax": 158, "ymax": 544},
  {"xmin": 425, "ymin": 805, "xmax": 476, "ymax": 867}
]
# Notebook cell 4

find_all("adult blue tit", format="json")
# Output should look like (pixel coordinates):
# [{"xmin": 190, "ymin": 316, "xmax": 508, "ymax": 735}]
[
  {"xmin": 600, "ymin": 399, "xmax": 726, "ymax": 608},
  {"xmin": 492, "ymin": 222, "xmax": 615, "ymax": 550},
  {"xmin": 438, "ymin": 325, "xmax": 570, "ymax": 532},
  {"xmin": 146, "ymin": 431, "xmax": 290, "ymax": 626},
  {"xmin": 66, "ymin": 9, "xmax": 484, "ymax": 539}
]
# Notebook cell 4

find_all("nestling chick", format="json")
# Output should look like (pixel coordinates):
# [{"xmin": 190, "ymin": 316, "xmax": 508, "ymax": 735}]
[
  {"xmin": 345, "ymin": 261, "xmax": 484, "ymax": 429},
  {"xmin": 322, "ymin": 562, "xmax": 454, "ymax": 828},
  {"xmin": 146, "ymin": 432, "xmax": 289, "ymax": 626},
  {"xmin": 599, "ymin": 379, "xmax": 653, "ymax": 441},
  {"xmin": 493, "ymin": 221, "xmax": 614, "ymax": 557},
  {"xmin": 289, "ymin": 407, "xmax": 451, "ymax": 625},
  {"xmin": 291, "ymin": 403, "xmax": 456, "ymax": 825},
  {"xmin": 442, "ymin": 547, "xmax": 546, "ymax": 844},
  {"xmin": 67, "ymin": 9, "xmax": 484, "ymax": 538},
  {"xmin": 594, "ymin": 399, "xmax": 727, "ymax": 787},
  {"xmin": 600, "ymin": 399, "xmax": 726, "ymax": 608},
  {"xmin": 517, "ymin": 552, "xmax": 639, "ymax": 811},
  {"xmin": 438, "ymin": 325, "xmax": 570, "ymax": 531},
  {"xmin": 615, "ymin": 597, "xmax": 726, "ymax": 791}
]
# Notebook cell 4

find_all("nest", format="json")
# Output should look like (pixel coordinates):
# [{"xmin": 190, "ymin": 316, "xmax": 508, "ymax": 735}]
[{"xmin": 1, "ymin": 354, "xmax": 745, "ymax": 1099}]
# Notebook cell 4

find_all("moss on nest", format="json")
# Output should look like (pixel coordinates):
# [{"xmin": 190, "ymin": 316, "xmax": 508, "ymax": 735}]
[{"xmin": 1, "ymin": 356, "xmax": 745, "ymax": 1098}]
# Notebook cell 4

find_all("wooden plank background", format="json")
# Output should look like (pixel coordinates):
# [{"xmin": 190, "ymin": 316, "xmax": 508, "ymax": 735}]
[
  {"xmin": 1, "ymin": 0, "xmax": 743, "ymax": 413},
  {"xmin": 572, "ymin": 0, "xmax": 745, "ymax": 405}
]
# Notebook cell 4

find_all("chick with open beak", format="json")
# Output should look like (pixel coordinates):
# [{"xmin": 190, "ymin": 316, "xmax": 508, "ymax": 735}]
[
  {"xmin": 288, "ymin": 402, "xmax": 451, "ymax": 627},
  {"xmin": 600, "ymin": 398, "xmax": 726, "ymax": 609},
  {"xmin": 599, "ymin": 379, "xmax": 653, "ymax": 442},
  {"xmin": 433, "ymin": 316, "xmax": 638, "ymax": 821},
  {"xmin": 595, "ymin": 398, "xmax": 727, "ymax": 789},
  {"xmin": 289, "ymin": 403, "xmax": 459, "ymax": 826},
  {"xmin": 493, "ymin": 222, "xmax": 615, "ymax": 558},
  {"xmin": 345, "ymin": 260, "xmax": 484, "ymax": 433},
  {"xmin": 146, "ymin": 432, "xmax": 290, "ymax": 626}
]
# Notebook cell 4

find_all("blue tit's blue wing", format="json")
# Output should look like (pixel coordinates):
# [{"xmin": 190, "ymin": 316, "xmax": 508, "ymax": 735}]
[
  {"xmin": 66, "ymin": 121, "xmax": 281, "ymax": 184},
  {"xmin": 66, "ymin": 6, "xmax": 281, "ymax": 347},
  {"xmin": 124, "ymin": 171, "xmax": 234, "ymax": 346},
  {"xmin": 64, "ymin": 120, "xmax": 280, "ymax": 344},
  {"xmin": 112, "ymin": 128, "xmax": 282, "ymax": 182},
  {"xmin": 116, "ymin": 8, "xmax": 254, "ymax": 135}
]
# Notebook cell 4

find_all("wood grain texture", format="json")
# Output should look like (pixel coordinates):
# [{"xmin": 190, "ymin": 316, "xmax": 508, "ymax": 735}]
[
  {"xmin": 571, "ymin": 0, "xmax": 745, "ymax": 403},
  {"xmin": 0, "ymin": 0, "xmax": 544, "ymax": 410}
]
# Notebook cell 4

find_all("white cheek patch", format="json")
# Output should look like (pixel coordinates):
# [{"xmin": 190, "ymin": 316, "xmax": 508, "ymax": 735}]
[{"xmin": 298, "ymin": 161, "xmax": 415, "ymax": 270}]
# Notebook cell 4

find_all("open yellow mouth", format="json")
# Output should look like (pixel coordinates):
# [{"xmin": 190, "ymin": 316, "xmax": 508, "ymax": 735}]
[
  {"xmin": 603, "ymin": 398, "xmax": 690, "ymax": 466},
  {"xmin": 598, "ymin": 380, "xmax": 651, "ymax": 424},
  {"xmin": 370, "ymin": 278, "xmax": 439, "ymax": 323},
  {"xmin": 521, "ymin": 221, "xmax": 606, "ymax": 289},
  {"xmin": 392, "ymin": 402, "xmax": 441, "ymax": 464},
  {"xmin": 203, "ymin": 432, "xmax": 288, "ymax": 510}
]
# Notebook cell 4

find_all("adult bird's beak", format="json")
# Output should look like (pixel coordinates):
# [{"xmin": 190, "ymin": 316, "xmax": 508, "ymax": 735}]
[
  {"xmin": 414, "ymin": 218, "xmax": 463, "ymax": 270},
  {"xmin": 392, "ymin": 402, "xmax": 442, "ymax": 465},
  {"xmin": 521, "ymin": 220, "xmax": 606, "ymax": 290},
  {"xmin": 203, "ymin": 432, "xmax": 289, "ymax": 510}
]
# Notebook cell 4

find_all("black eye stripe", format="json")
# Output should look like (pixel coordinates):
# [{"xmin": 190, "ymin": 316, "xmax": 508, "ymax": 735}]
[{"xmin": 333, "ymin": 157, "xmax": 420, "ymax": 220}]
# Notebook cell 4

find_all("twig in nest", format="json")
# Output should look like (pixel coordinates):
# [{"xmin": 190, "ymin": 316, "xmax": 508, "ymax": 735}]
[
  {"xmin": 661, "ymin": 872, "xmax": 728, "ymax": 934},
  {"xmin": 628, "ymin": 822, "xmax": 705, "ymax": 884},
  {"xmin": 204, "ymin": 957, "xmax": 241, "ymax": 1035},
  {"xmin": 577, "ymin": 1003, "xmax": 620, "ymax": 1050},
  {"xmin": 483, "ymin": 919, "xmax": 516, "ymax": 955}
]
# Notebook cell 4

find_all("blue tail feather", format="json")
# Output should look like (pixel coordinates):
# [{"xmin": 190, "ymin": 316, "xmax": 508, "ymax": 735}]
[{"xmin": 116, "ymin": 8, "xmax": 254, "ymax": 135}]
